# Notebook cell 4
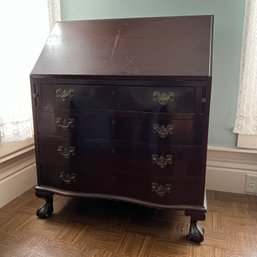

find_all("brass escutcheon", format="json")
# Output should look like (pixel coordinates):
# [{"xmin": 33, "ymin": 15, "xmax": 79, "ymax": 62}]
[
  {"xmin": 152, "ymin": 154, "xmax": 173, "ymax": 168},
  {"xmin": 201, "ymin": 97, "xmax": 207, "ymax": 103},
  {"xmin": 152, "ymin": 91, "xmax": 175, "ymax": 105},
  {"xmin": 57, "ymin": 146, "xmax": 76, "ymax": 159},
  {"xmin": 56, "ymin": 117, "xmax": 75, "ymax": 130},
  {"xmin": 151, "ymin": 182, "xmax": 171, "ymax": 197},
  {"xmin": 152, "ymin": 123, "xmax": 174, "ymax": 138},
  {"xmin": 56, "ymin": 88, "xmax": 74, "ymax": 102},
  {"xmin": 59, "ymin": 172, "xmax": 77, "ymax": 184}
]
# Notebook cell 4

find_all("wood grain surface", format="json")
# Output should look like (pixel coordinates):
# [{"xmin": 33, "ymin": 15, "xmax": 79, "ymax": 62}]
[
  {"xmin": 0, "ymin": 189, "xmax": 256, "ymax": 257},
  {"xmin": 31, "ymin": 16, "xmax": 213, "ymax": 77}
]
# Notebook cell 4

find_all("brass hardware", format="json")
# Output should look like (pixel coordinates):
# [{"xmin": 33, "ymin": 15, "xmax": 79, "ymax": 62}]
[
  {"xmin": 56, "ymin": 117, "xmax": 75, "ymax": 130},
  {"xmin": 56, "ymin": 88, "xmax": 74, "ymax": 102},
  {"xmin": 57, "ymin": 146, "xmax": 76, "ymax": 159},
  {"xmin": 59, "ymin": 172, "xmax": 77, "ymax": 184},
  {"xmin": 152, "ymin": 91, "xmax": 175, "ymax": 105},
  {"xmin": 152, "ymin": 123, "xmax": 174, "ymax": 138},
  {"xmin": 201, "ymin": 97, "xmax": 207, "ymax": 103},
  {"xmin": 152, "ymin": 154, "xmax": 173, "ymax": 168},
  {"xmin": 151, "ymin": 182, "xmax": 171, "ymax": 197}
]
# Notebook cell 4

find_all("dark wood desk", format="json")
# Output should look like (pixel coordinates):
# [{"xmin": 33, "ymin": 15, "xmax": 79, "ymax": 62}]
[{"xmin": 30, "ymin": 15, "xmax": 213, "ymax": 243}]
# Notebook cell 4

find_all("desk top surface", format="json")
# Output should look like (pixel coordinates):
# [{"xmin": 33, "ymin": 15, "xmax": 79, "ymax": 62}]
[{"xmin": 31, "ymin": 16, "xmax": 213, "ymax": 78}]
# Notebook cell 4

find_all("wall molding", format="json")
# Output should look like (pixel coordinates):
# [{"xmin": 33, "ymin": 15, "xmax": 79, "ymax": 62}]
[
  {"xmin": 206, "ymin": 146, "xmax": 257, "ymax": 194},
  {"xmin": 0, "ymin": 148, "xmax": 36, "ymax": 208}
]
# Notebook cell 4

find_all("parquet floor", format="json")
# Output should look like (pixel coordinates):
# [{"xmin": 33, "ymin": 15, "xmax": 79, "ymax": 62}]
[{"xmin": 0, "ymin": 189, "xmax": 257, "ymax": 257}]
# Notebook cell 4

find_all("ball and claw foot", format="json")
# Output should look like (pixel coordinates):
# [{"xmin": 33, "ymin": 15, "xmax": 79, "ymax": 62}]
[
  {"xmin": 36, "ymin": 196, "xmax": 54, "ymax": 219},
  {"xmin": 188, "ymin": 219, "xmax": 204, "ymax": 243}
]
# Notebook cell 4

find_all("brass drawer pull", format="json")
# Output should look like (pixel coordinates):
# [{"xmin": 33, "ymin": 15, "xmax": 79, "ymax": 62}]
[
  {"xmin": 56, "ymin": 88, "xmax": 74, "ymax": 102},
  {"xmin": 151, "ymin": 182, "xmax": 171, "ymax": 197},
  {"xmin": 152, "ymin": 154, "xmax": 173, "ymax": 168},
  {"xmin": 59, "ymin": 172, "xmax": 77, "ymax": 184},
  {"xmin": 57, "ymin": 146, "xmax": 76, "ymax": 159},
  {"xmin": 152, "ymin": 91, "xmax": 175, "ymax": 105},
  {"xmin": 56, "ymin": 117, "xmax": 75, "ymax": 130},
  {"xmin": 152, "ymin": 123, "xmax": 174, "ymax": 138}
]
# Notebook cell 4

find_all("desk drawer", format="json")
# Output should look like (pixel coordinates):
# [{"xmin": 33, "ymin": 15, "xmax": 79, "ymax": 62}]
[
  {"xmin": 112, "ymin": 143, "xmax": 203, "ymax": 178},
  {"xmin": 37, "ymin": 163, "xmax": 115, "ymax": 194},
  {"xmin": 37, "ymin": 111, "xmax": 112, "ymax": 139},
  {"xmin": 113, "ymin": 172, "xmax": 203, "ymax": 205},
  {"xmin": 36, "ymin": 110, "xmax": 203, "ymax": 145},
  {"xmin": 37, "ymin": 139, "xmax": 114, "ymax": 169},
  {"xmin": 37, "ymin": 163, "xmax": 202, "ymax": 206},
  {"xmin": 39, "ymin": 84, "xmax": 197, "ymax": 114},
  {"xmin": 37, "ymin": 139, "xmax": 203, "ymax": 177},
  {"xmin": 112, "ymin": 115, "xmax": 203, "ymax": 146}
]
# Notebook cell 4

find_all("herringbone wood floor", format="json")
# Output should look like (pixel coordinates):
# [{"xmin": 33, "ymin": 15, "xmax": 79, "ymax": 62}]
[{"xmin": 0, "ymin": 189, "xmax": 257, "ymax": 257}]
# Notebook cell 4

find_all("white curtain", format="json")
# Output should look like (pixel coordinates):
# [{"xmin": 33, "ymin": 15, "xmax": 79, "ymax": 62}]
[
  {"xmin": 0, "ymin": 0, "xmax": 60, "ymax": 146},
  {"xmin": 234, "ymin": 0, "xmax": 257, "ymax": 135},
  {"xmin": 48, "ymin": 0, "xmax": 61, "ymax": 30}
]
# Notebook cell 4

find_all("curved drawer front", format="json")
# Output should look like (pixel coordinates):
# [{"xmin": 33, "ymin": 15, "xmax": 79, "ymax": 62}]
[
  {"xmin": 115, "ymin": 86, "xmax": 196, "ymax": 113},
  {"xmin": 112, "ymin": 116, "xmax": 203, "ymax": 145},
  {"xmin": 41, "ymin": 85, "xmax": 114, "ymax": 110},
  {"xmin": 37, "ymin": 139, "xmax": 115, "ymax": 169},
  {"xmin": 38, "ymin": 163, "xmax": 115, "ymax": 194},
  {"xmin": 36, "ymin": 110, "xmax": 203, "ymax": 145},
  {"xmin": 37, "ymin": 164, "xmax": 202, "ymax": 206},
  {"xmin": 40, "ymin": 84, "xmax": 196, "ymax": 113},
  {"xmin": 112, "ymin": 143, "xmax": 203, "ymax": 177},
  {"xmin": 113, "ymin": 173, "xmax": 203, "ymax": 205},
  {"xmin": 37, "ymin": 139, "xmax": 203, "ymax": 178},
  {"xmin": 37, "ymin": 111, "xmax": 113, "ymax": 140}
]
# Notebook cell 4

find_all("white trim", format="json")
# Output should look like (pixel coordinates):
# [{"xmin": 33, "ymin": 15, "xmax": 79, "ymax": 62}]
[
  {"xmin": 0, "ymin": 148, "xmax": 36, "ymax": 208},
  {"xmin": 206, "ymin": 146, "xmax": 257, "ymax": 194},
  {"xmin": 0, "ymin": 137, "xmax": 34, "ymax": 160},
  {"xmin": 236, "ymin": 134, "xmax": 257, "ymax": 149}
]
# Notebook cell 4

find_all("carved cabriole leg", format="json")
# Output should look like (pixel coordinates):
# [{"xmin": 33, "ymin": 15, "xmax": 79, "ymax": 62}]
[
  {"xmin": 35, "ymin": 189, "xmax": 54, "ymax": 219},
  {"xmin": 185, "ymin": 210, "xmax": 206, "ymax": 243},
  {"xmin": 188, "ymin": 219, "xmax": 204, "ymax": 243}
]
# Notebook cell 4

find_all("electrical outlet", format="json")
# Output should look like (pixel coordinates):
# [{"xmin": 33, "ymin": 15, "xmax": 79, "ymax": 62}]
[{"xmin": 245, "ymin": 174, "xmax": 257, "ymax": 193}]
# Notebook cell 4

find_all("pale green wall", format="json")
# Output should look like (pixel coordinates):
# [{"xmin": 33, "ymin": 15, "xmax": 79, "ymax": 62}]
[{"xmin": 60, "ymin": 0, "xmax": 245, "ymax": 148}]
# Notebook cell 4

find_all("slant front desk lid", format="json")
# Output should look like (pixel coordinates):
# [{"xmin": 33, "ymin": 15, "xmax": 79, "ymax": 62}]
[{"xmin": 31, "ymin": 16, "xmax": 213, "ymax": 78}]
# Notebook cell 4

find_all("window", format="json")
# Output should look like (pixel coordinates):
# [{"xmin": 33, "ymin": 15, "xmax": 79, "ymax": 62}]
[
  {"xmin": 0, "ymin": 1, "xmax": 60, "ymax": 157},
  {"xmin": 234, "ymin": 0, "xmax": 257, "ymax": 149}
]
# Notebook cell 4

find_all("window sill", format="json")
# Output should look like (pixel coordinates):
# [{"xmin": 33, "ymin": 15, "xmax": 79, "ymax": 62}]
[
  {"xmin": 0, "ymin": 137, "xmax": 35, "ymax": 183},
  {"xmin": 237, "ymin": 134, "xmax": 257, "ymax": 150},
  {"xmin": 0, "ymin": 138, "xmax": 34, "ymax": 163}
]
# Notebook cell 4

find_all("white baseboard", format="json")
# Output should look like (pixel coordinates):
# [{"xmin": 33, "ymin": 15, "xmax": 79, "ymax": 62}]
[
  {"xmin": 0, "ymin": 149, "xmax": 36, "ymax": 208},
  {"xmin": 206, "ymin": 146, "xmax": 257, "ymax": 194},
  {"xmin": 0, "ymin": 146, "xmax": 256, "ymax": 208}
]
